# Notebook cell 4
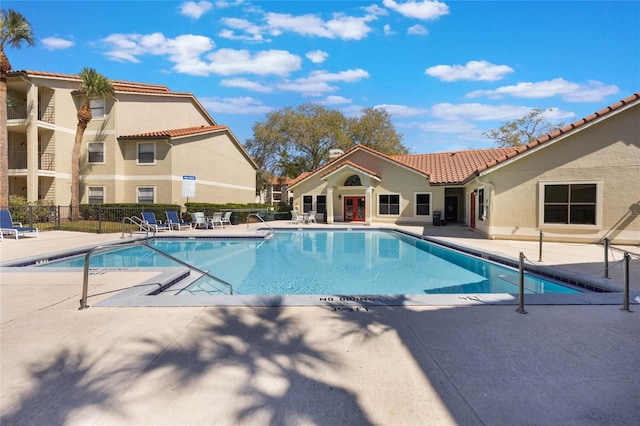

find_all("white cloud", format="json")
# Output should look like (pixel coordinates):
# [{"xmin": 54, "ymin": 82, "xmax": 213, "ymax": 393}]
[
  {"xmin": 278, "ymin": 68, "xmax": 370, "ymax": 96},
  {"xmin": 429, "ymin": 102, "xmax": 574, "ymax": 122},
  {"xmin": 320, "ymin": 95, "xmax": 352, "ymax": 105},
  {"xmin": 220, "ymin": 78, "xmax": 273, "ymax": 93},
  {"xmin": 407, "ymin": 25, "xmax": 428, "ymax": 36},
  {"xmin": 199, "ymin": 96, "xmax": 272, "ymax": 114},
  {"xmin": 374, "ymin": 104, "xmax": 428, "ymax": 118},
  {"xmin": 219, "ymin": 17, "xmax": 266, "ymax": 41},
  {"xmin": 102, "ymin": 32, "xmax": 214, "ymax": 70},
  {"xmin": 42, "ymin": 37, "xmax": 74, "ymax": 50},
  {"xmin": 383, "ymin": 24, "xmax": 395, "ymax": 35},
  {"xmin": 206, "ymin": 49, "xmax": 301, "ymax": 76},
  {"xmin": 425, "ymin": 60, "xmax": 514, "ymax": 82},
  {"xmin": 419, "ymin": 119, "xmax": 481, "ymax": 135},
  {"xmin": 306, "ymin": 50, "xmax": 329, "ymax": 64},
  {"xmin": 383, "ymin": 0, "xmax": 449, "ymax": 20},
  {"xmin": 265, "ymin": 12, "xmax": 376, "ymax": 40},
  {"xmin": 466, "ymin": 78, "xmax": 619, "ymax": 102},
  {"xmin": 180, "ymin": 1, "xmax": 213, "ymax": 19}
]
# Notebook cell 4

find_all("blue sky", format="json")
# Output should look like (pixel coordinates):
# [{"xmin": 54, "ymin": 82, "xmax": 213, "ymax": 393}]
[{"xmin": 5, "ymin": 0, "xmax": 639, "ymax": 153}]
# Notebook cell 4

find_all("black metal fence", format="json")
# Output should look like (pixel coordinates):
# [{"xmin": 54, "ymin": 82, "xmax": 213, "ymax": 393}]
[{"xmin": 4, "ymin": 205, "xmax": 284, "ymax": 234}]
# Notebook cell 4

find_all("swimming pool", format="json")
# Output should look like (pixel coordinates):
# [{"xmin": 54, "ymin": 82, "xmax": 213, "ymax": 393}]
[{"xmin": 41, "ymin": 229, "xmax": 580, "ymax": 296}]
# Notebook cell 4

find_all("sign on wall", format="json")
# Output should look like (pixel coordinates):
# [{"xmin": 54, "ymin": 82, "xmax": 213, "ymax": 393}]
[{"xmin": 181, "ymin": 175, "xmax": 196, "ymax": 198}]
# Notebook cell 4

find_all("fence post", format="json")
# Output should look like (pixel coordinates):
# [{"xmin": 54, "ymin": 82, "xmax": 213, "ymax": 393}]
[
  {"xmin": 98, "ymin": 207, "xmax": 103, "ymax": 234},
  {"xmin": 603, "ymin": 238, "xmax": 609, "ymax": 279},
  {"xmin": 538, "ymin": 230, "xmax": 543, "ymax": 262},
  {"xmin": 28, "ymin": 205, "xmax": 34, "ymax": 227},
  {"xmin": 516, "ymin": 252, "xmax": 527, "ymax": 314},
  {"xmin": 620, "ymin": 252, "xmax": 632, "ymax": 313}
]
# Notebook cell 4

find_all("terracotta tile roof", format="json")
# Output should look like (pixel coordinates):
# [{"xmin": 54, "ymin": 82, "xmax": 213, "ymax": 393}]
[
  {"xmin": 475, "ymin": 91, "xmax": 640, "ymax": 174},
  {"xmin": 270, "ymin": 176, "xmax": 293, "ymax": 185},
  {"xmin": 11, "ymin": 70, "xmax": 216, "ymax": 124},
  {"xmin": 392, "ymin": 148, "xmax": 516, "ymax": 184},
  {"xmin": 319, "ymin": 160, "xmax": 381, "ymax": 180},
  {"xmin": 118, "ymin": 125, "xmax": 229, "ymax": 139}
]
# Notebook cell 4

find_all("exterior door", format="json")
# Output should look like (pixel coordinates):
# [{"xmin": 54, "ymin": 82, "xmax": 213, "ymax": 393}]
[
  {"xmin": 445, "ymin": 195, "xmax": 458, "ymax": 222},
  {"xmin": 469, "ymin": 193, "xmax": 476, "ymax": 229},
  {"xmin": 344, "ymin": 196, "xmax": 365, "ymax": 222}
]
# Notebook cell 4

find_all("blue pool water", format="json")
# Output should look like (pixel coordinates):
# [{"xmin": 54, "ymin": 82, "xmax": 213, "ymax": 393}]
[{"xmin": 41, "ymin": 230, "xmax": 580, "ymax": 296}]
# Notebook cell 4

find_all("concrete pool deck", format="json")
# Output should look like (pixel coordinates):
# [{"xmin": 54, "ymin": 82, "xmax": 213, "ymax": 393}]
[{"xmin": 1, "ymin": 222, "xmax": 639, "ymax": 425}]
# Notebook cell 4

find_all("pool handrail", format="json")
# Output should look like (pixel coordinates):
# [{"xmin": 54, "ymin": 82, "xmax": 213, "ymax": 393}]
[
  {"xmin": 80, "ymin": 242, "xmax": 234, "ymax": 309},
  {"xmin": 121, "ymin": 216, "xmax": 156, "ymax": 239},
  {"xmin": 246, "ymin": 213, "xmax": 276, "ymax": 235}
]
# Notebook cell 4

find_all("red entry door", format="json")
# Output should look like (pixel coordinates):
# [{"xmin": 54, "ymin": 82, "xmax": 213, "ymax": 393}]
[
  {"xmin": 344, "ymin": 196, "xmax": 365, "ymax": 222},
  {"xmin": 469, "ymin": 193, "xmax": 476, "ymax": 229}
]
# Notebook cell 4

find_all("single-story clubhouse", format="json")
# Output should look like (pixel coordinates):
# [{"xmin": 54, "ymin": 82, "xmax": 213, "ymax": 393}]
[{"xmin": 289, "ymin": 92, "xmax": 639, "ymax": 244}]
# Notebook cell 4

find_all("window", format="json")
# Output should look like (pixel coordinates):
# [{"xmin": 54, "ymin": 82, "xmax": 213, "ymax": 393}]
[
  {"xmin": 415, "ymin": 193, "xmax": 431, "ymax": 216},
  {"xmin": 302, "ymin": 195, "xmax": 313, "ymax": 213},
  {"xmin": 88, "ymin": 186, "xmax": 104, "ymax": 204},
  {"xmin": 478, "ymin": 188, "xmax": 485, "ymax": 221},
  {"xmin": 344, "ymin": 174, "xmax": 362, "ymax": 186},
  {"xmin": 379, "ymin": 194, "xmax": 400, "ymax": 215},
  {"xmin": 316, "ymin": 195, "xmax": 327, "ymax": 213},
  {"xmin": 137, "ymin": 187, "xmax": 155, "ymax": 204},
  {"xmin": 87, "ymin": 142, "xmax": 104, "ymax": 163},
  {"xmin": 543, "ymin": 183, "xmax": 597, "ymax": 225},
  {"xmin": 137, "ymin": 142, "xmax": 155, "ymax": 164},
  {"xmin": 90, "ymin": 99, "xmax": 105, "ymax": 118}
]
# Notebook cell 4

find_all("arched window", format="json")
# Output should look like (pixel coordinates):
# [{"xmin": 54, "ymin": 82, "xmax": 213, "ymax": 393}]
[{"xmin": 344, "ymin": 174, "xmax": 362, "ymax": 186}]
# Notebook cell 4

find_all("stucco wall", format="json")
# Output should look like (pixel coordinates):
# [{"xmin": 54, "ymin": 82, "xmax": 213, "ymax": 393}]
[{"xmin": 481, "ymin": 104, "xmax": 639, "ymax": 243}]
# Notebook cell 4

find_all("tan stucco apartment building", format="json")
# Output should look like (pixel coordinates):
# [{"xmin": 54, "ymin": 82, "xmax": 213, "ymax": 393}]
[
  {"xmin": 6, "ymin": 70, "xmax": 257, "ymax": 206},
  {"xmin": 290, "ymin": 92, "xmax": 640, "ymax": 244}
]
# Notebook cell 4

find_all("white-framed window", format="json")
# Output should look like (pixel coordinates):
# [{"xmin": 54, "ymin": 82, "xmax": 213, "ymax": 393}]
[
  {"xmin": 316, "ymin": 195, "xmax": 327, "ymax": 213},
  {"xmin": 379, "ymin": 194, "xmax": 400, "ymax": 215},
  {"xmin": 88, "ymin": 186, "xmax": 105, "ymax": 204},
  {"xmin": 90, "ymin": 99, "xmax": 105, "ymax": 119},
  {"xmin": 302, "ymin": 195, "xmax": 313, "ymax": 213},
  {"xmin": 87, "ymin": 142, "xmax": 105, "ymax": 163},
  {"xmin": 415, "ymin": 192, "xmax": 431, "ymax": 216},
  {"xmin": 137, "ymin": 187, "xmax": 155, "ymax": 204},
  {"xmin": 137, "ymin": 142, "xmax": 156, "ymax": 165}
]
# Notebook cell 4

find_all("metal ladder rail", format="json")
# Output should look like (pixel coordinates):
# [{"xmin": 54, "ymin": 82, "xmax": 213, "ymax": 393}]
[
  {"xmin": 80, "ymin": 242, "xmax": 234, "ymax": 309},
  {"xmin": 121, "ymin": 216, "xmax": 155, "ymax": 239},
  {"xmin": 246, "ymin": 213, "xmax": 276, "ymax": 236}
]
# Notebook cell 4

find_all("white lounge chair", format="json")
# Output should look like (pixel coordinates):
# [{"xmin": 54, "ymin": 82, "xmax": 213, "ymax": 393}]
[
  {"xmin": 290, "ymin": 210, "xmax": 305, "ymax": 224},
  {"xmin": 210, "ymin": 212, "xmax": 224, "ymax": 229},
  {"xmin": 192, "ymin": 212, "xmax": 209, "ymax": 229},
  {"xmin": 306, "ymin": 210, "xmax": 317, "ymax": 224},
  {"xmin": 221, "ymin": 211, "xmax": 232, "ymax": 226}
]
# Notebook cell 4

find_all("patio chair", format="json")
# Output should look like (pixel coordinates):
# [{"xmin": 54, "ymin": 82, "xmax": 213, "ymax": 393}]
[
  {"xmin": 221, "ymin": 211, "xmax": 232, "ymax": 226},
  {"xmin": 165, "ymin": 210, "xmax": 192, "ymax": 230},
  {"xmin": 192, "ymin": 212, "xmax": 209, "ymax": 229},
  {"xmin": 290, "ymin": 210, "xmax": 305, "ymax": 224},
  {"xmin": 306, "ymin": 210, "xmax": 317, "ymax": 224},
  {"xmin": 0, "ymin": 209, "xmax": 39, "ymax": 240},
  {"xmin": 210, "ymin": 212, "xmax": 224, "ymax": 229},
  {"xmin": 141, "ymin": 211, "xmax": 170, "ymax": 232}
]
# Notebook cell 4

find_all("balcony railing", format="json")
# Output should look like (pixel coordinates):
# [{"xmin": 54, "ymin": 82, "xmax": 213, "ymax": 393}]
[
  {"xmin": 7, "ymin": 101, "xmax": 55, "ymax": 124},
  {"xmin": 8, "ymin": 151, "xmax": 55, "ymax": 171}
]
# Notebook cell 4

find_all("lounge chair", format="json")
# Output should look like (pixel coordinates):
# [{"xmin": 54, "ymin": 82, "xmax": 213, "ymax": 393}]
[
  {"xmin": 192, "ymin": 212, "xmax": 209, "ymax": 229},
  {"xmin": 290, "ymin": 210, "xmax": 305, "ymax": 224},
  {"xmin": 141, "ymin": 211, "xmax": 170, "ymax": 232},
  {"xmin": 165, "ymin": 210, "xmax": 192, "ymax": 230},
  {"xmin": 0, "ymin": 209, "xmax": 39, "ymax": 240},
  {"xmin": 210, "ymin": 212, "xmax": 224, "ymax": 229},
  {"xmin": 221, "ymin": 211, "xmax": 232, "ymax": 226}
]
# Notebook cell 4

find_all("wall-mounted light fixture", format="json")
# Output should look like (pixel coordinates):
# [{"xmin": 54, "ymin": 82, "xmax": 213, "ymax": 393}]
[
  {"xmin": 473, "ymin": 189, "xmax": 478, "ymax": 195},
  {"xmin": 338, "ymin": 194, "xmax": 342, "ymax": 199}
]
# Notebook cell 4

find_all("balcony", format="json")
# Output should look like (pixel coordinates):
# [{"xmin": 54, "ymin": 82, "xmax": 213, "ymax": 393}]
[
  {"xmin": 8, "ymin": 151, "xmax": 55, "ymax": 171},
  {"xmin": 7, "ymin": 102, "xmax": 55, "ymax": 124}
]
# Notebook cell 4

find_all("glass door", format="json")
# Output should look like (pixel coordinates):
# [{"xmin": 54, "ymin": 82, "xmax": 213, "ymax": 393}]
[{"xmin": 344, "ymin": 196, "xmax": 365, "ymax": 222}]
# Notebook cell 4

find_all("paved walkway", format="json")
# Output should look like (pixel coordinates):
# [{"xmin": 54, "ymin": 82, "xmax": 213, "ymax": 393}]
[{"xmin": 1, "ymin": 223, "xmax": 639, "ymax": 425}]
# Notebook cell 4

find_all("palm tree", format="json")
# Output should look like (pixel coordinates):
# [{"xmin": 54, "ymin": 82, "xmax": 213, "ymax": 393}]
[
  {"xmin": 70, "ymin": 68, "xmax": 113, "ymax": 220},
  {"xmin": 0, "ymin": 9, "xmax": 34, "ymax": 208}
]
